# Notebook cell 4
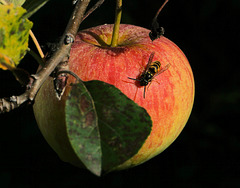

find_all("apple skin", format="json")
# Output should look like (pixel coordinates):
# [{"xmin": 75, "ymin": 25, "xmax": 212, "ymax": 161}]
[{"xmin": 33, "ymin": 24, "xmax": 194, "ymax": 170}]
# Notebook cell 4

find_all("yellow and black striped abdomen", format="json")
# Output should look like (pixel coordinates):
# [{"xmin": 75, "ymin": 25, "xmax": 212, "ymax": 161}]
[{"xmin": 148, "ymin": 61, "xmax": 161, "ymax": 74}]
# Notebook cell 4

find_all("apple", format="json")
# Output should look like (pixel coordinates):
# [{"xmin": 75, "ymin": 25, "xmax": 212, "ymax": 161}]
[{"xmin": 33, "ymin": 24, "xmax": 194, "ymax": 170}]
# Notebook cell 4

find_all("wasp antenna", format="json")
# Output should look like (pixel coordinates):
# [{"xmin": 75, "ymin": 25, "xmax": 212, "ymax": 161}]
[{"xmin": 128, "ymin": 77, "xmax": 138, "ymax": 81}]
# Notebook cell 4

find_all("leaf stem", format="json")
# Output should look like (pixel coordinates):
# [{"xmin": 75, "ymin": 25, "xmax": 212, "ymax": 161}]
[
  {"xmin": 29, "ymin": 30, "xmax": 45, "ymax": 59},
  {"xmin": 110, "ymin": 0, "xmax": 122, "ymax": 47}
]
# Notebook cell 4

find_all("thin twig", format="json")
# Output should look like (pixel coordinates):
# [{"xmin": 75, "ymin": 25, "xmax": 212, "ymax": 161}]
[
  {"xmin": 149, "ymin": 0, "xmax": 168, "ymax": 41},
  {"xmin": 152, "ymin": 0, "xmax": 168, "ymax": 24},
  {"xmin": 0, "ymin": 0, "xmax": 91, "ymax": 114},
  {"xmin": 82, "ymin": 0, "xmax": 105, "ymax": 22}
]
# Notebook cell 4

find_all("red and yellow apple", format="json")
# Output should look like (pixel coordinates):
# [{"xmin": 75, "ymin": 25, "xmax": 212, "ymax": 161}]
[{"xmin": 33, "ymin": 24, "xmax": 194, "ymax": 170}]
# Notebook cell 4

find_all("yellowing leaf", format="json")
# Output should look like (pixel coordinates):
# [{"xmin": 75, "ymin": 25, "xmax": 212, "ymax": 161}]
[
  {"xmin": 0, "ymin": 4, "xmax": 33, "ymax": 71},
  {"xmin": 0, "ymin": 0, "xmax": 26, "ymax": 7},
  {"xmin": 0, "ymin": 53, "xmax": 14, "ymax": 70}
]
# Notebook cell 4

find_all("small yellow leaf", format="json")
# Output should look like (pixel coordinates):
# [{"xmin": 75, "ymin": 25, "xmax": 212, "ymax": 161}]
[{"xmin": 0, "ymin": 4, "xmax": 33, "ymax": 71}]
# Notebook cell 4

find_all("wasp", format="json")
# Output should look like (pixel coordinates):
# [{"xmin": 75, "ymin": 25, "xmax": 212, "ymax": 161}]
[{"xmin": 128, "ymin": 51, "xmax": 170, "ymax": 98}]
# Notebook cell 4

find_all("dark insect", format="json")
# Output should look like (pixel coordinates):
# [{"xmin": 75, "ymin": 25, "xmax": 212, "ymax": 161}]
[
  {"xmin": 128, "ymin": 52, "xmax": 170, "ymax": 98},
  {"xmin": 149, "ymin": 0, "xmax": 168, "ymax": 41}
]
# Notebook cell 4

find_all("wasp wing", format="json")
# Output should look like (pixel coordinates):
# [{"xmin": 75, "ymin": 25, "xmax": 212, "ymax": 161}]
[
  {"xmin": 153, "ymin": 63, "xmax": 171, "ymax": 78},
  {"xmin": 142, "ymin": 51, "xmax": 155, "ymax": 74}
]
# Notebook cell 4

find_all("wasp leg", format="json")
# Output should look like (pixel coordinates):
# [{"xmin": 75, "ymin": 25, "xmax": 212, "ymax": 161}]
[{"xmin": 143, "ymin": 86, "xmax": 146, "ymax": 98}]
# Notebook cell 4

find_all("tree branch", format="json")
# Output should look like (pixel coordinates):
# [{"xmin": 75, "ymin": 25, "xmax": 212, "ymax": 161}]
[{"xmin": 0, "ymin": 0, "xmax": 91, "ymax": 114}]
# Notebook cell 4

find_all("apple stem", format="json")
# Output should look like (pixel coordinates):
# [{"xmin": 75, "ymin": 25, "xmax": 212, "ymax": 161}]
[{"xmin": 110, "ymin": 0, "xmax": 122, "ymax": 47}]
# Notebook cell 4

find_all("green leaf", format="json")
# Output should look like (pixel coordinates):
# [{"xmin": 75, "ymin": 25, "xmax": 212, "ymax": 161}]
[
  {"xmin": 0, "ymin": 4, "xmax": 32, "ymax": 70},
  {"xmin": 22, "ymin": 0, "xmax": 49, "ymax": 18},
  {"xmin": 84, "ymin": 81, "xmax": 152, "ymax": 172},
  {"xmin": 65, "ymin": 81, "xmax": 101, "ymax": 176},
  {"xmin": 66, "ymin": 80, "xmax": 152, "ymax": 175},
  {"xmin": 0, "ymin": 0, "xmax": 26, "ymax": 7}
]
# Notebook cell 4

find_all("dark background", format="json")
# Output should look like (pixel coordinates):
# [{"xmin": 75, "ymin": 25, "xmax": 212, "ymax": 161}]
[{"xmin": 1, "ymin": 0, "xmax": 240, "ymax": 187}]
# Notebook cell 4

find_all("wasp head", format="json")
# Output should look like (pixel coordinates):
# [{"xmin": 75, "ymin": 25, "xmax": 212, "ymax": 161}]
[{"xmin": 139, "ymin": 78, "xmax": 149, "ymax": 86}]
